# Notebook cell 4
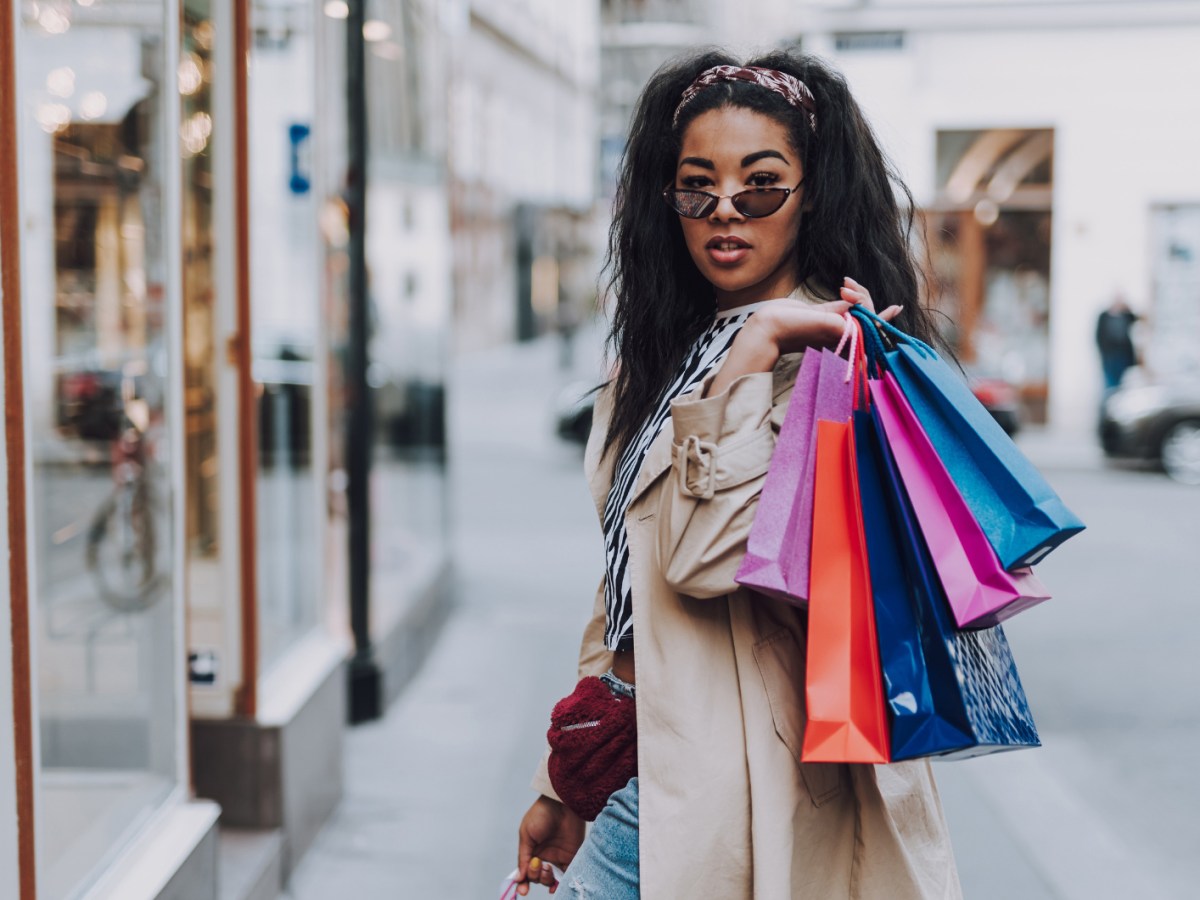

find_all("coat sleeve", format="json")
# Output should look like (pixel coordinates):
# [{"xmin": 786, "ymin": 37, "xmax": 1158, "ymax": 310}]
[{"xmin": 656, "ymin": 368, "xmax": 778, "ymax": 599}]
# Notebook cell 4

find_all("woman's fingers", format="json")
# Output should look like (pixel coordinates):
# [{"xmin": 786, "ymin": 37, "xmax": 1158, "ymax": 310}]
[
  {"xmin": 529, "ymin": 858, "xmax": 558, "ymax": 887},
  {"xmin": 879, "ymin": 304, "xmax": 903, "ymax": 322},
  {"xmin": 841, "ymin": 276, "xmax": 876, "ymax": 312}
]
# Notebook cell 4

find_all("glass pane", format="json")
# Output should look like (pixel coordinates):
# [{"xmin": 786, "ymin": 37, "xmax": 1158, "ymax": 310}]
[
  {"xmin": 317, "ymin": 9, "xmax": 350, "ymax": 634},
  {"xmin": 181, "ymin": 3, "xmax": 226, "ymax": 688},
  {"xmin": 365, "ymin": 2, "xmax": 450, "ymax": 635},
  {"xmin": 16, "ymin": 2, "xmax": 179, "ymax": 896},
  {"xmin": 251, "ymin": 0, "xmax": 321, "ymax": 672}
]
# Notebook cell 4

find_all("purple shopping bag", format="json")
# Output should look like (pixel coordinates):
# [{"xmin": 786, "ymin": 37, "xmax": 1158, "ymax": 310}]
[
  {"xmin": 870, "ymin": 373, "xmax": 1050, "ymax": 629},
  {"xmin": 736, "ymin": 348, "xmax": 854, "ymax": 606}
]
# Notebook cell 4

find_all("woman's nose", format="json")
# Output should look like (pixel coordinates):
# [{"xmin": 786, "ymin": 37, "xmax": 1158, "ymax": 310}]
[{"xmin": 709, "ymin": 194, "xmax": 743, "ymax": 222}]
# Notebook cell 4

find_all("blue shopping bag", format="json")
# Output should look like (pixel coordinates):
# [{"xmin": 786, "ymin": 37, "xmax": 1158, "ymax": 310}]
[
  {"xmin": 850, "ymin": 306, "xmax": 1084, "ymax": 570},
  {"xmin": 854, "ymin": 407, "xmax": 1041, "ymax": 760}
]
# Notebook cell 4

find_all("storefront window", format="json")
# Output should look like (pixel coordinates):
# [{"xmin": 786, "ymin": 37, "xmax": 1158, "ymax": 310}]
[
  {"xmin": 1149, "ymin": 204, "xmax": 1200, "ymax": 376},
  {"xmin": 317, "ymin": 9, "xmax": 350, "ymax": 634},
  {"xmin": 927, "ymin": 129, "xmax": 1054, "ymax": 423},
  {"xmin": 16, "ymin": 2, "xmax": 180, "ymax": 896},
  {"xmin": 365, "ymin": 1, "xmax": 450, "ymax": 639},
  {"xmin": 251, "ymin": 0, "xmax": 322, "ymax": 672},
  {"xmin": 181, "ymin": 3, "xmax": 230, "ymax": 700}
]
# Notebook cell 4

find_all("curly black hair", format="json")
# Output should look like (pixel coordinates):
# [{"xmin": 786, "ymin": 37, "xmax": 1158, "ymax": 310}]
[{"xmin": 602, "ymin": 48, "xmax": 944, "ymax": 462}]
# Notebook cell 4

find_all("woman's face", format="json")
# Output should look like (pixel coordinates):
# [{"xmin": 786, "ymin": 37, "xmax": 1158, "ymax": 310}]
[{"xmin": 674, "ymin": 106, "xmax": 806, "ymax": 309}]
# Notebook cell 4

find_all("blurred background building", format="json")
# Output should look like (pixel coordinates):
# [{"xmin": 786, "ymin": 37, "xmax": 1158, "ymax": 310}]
[
  {"xmin": 599, "ymin": 0, "xmax": 1200, "ymax": 432},
  {"xmin": 3, "ymin": 1, "xmax": 1200, "ymax": 899},
  {"xmin": 448, "ymin": 0, "xmax": 600, "ymax": 349}
]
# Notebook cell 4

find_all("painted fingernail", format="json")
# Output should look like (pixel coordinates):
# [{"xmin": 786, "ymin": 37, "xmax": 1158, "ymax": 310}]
[{"xmin": 530, "ymin": 857, "xmax": 541, "ymax": 870}]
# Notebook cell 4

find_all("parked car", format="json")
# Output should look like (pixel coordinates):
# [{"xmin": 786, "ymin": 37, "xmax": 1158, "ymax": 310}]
[
  {"xmin": 967, "ymin": 371, "xmax": 1022, "ymax": 437},
  {"xmin": 555, "ymin": 381, "xmax": 597, "ymax": 446},
  {"xmin": 1100, "ymin": 376, "xmax": 1200, "ymax": 484}
]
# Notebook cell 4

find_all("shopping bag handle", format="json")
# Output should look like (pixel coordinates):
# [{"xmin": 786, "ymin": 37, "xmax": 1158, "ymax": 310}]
[
  {"xmin": 848, "ymin": 304, "xmax": 937, "ymax": 361},
  {"xmin": 499, "ymin": 864, "xmax": 565, "ymax": 899}
]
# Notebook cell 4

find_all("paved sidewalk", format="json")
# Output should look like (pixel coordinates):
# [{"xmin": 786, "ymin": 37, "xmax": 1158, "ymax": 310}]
[{"xmin": 285, "ymin": 327, "xmax": 1177, "ymax": 899}]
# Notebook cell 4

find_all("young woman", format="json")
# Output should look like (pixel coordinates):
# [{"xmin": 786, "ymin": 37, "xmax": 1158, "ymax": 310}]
[{"xmin": 514, "ymin": 49, "xmax": 962, "ymax": 899}]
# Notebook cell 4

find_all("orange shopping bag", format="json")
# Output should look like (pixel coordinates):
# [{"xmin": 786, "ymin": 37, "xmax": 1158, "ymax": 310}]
[{"xmin": 801, "ymin": 416, "xmax": 890, "ymax": 763}]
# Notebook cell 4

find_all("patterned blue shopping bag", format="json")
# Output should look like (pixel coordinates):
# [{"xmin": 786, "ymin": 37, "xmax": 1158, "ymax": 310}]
[{"xmin": 854, "ymin": 406, "xmax": 1040, "ymax": 760}]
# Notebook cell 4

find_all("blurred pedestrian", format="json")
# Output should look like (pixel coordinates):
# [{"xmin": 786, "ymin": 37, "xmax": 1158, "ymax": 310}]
[
  {"xmin": 1095, "ymin": 295, "xmax": 1140, "ymax": 390},
  {"xmin": 513, "ymin": 50, "xmax": 961, "ymax": 898}
]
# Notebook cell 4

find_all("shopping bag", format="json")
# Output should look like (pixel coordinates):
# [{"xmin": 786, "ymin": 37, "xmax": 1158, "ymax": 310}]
[
  {"xmin": 849, "ymin": 306, "xmax": 1084, "ymax": 570},
  {"xmin": 870, "ymin": 373, "xmax": 1050, "ymax": 629},
  {"xmin": 855, "ymin": 408, "xmax": 1040, "ymax": 760},
  {"xmin": 735, "ymin": 348, "xmax": 853, "ymax": 606},
  {"xmin": 801, "ymin": 416, "xmax": 890, "ymax": 764}
]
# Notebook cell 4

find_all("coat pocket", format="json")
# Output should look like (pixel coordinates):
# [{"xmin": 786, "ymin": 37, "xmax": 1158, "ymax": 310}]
[{"xmin": 752, "ymin": 627, "xmax": 845, "ymax": 807}]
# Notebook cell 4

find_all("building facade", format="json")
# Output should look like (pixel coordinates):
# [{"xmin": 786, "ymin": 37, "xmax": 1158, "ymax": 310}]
[
  {"xmin": 0, "ymin": 0, "xmax": 452, "ymax": 897},
  {"xmin": 448, "ymin": 0, "xmax": 601, "ymax": 350},
  {"xmin": 603, "ymin": 0, "xmax": 1200, "ymax": 432}
]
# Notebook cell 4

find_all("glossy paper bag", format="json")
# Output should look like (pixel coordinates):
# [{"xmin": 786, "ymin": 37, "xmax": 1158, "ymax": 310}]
[
  {"xmin": 736, "ymin": 349, "xmax": 853, "ymax": 606},
  {"xmin": 801, "ymin": 418, "xmax": 890, "ymax": 764},
  {"xmin": 855, "ymin": 408, "xmax": 1040, "ymax": 760},
  {"xmin": 870, "ymin": 374, "xmax": 1050, "ymax": 629},
  {"xmin": 887, "ymin": 340, "xmax": 1083, "ymax": 570}
]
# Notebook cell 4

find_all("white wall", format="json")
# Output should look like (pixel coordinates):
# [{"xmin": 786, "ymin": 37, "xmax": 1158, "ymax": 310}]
[
  {"xmin": 810, "ymin": 24, "xmax": 1200, "ymax": 431},
  {"xmin": 249, "ymin": 25, "xmax": 320, "ymax": 353}
]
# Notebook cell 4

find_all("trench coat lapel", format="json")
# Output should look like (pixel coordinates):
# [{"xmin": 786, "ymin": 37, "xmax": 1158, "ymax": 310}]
[
  {"xmin": 627, "ymin": 425, "xmax": 675, "ymax": 510},
  {"xmin": 584, "ymin": 386, "xmax": 618, "ymax": 522}
]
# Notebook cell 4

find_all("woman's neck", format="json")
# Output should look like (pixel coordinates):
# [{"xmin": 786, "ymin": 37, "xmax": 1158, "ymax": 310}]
[{"xmin": 714, "ymin": 265, "xmax": 803, "ymax": 313}]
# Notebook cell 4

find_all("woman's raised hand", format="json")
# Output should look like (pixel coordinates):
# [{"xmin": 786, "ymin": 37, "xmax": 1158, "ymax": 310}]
[
  {"xmin": 758, "ymin": 277, "xmax": 901, "ymax": 355},
  {"xmin": 707, "ymin": 277, "xmax": 901, "ymax": 397}
]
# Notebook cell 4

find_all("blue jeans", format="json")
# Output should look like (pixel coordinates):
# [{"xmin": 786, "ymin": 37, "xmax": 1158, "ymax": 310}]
[{"xmin": 561, "ymin": 777, "xmax": 639, "ymax": 898}]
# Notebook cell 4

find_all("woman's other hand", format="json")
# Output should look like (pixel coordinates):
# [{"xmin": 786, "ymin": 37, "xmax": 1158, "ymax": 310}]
[
  {"xmin": 708, "ymin": 278, "xmax": 901, "ymax": 396},
  {"xmin": 516, "ymin": 796, "xmax": 585, "ymax": 895},
  {"xmin": 840, "ymin": 276, "xmax": 902, "ymax": 323}
]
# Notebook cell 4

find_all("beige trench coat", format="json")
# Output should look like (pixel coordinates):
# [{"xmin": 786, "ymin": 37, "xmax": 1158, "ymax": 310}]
[{"xmin": 533, "ymin": 350, "xmax": 963, "ymax": 899}]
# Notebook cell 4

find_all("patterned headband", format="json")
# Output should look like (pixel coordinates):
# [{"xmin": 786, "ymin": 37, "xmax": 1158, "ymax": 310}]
[{"xmin": 672, "ymin": 65, "xmax": 818, "ymax": 133}]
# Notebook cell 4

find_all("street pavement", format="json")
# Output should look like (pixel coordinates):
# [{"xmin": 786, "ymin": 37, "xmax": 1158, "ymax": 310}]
[{"xmin": 286, "ymin": 325, "xmax": 1197, "ymax": 900}]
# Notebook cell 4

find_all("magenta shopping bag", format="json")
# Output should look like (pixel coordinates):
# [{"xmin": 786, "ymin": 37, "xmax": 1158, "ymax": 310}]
[
  {"xmin": 736, "ymin": 348, "xmax": 853, "ymax": 606},
  {"xmin": 870, "ymin": 373, "xmax": 1050, "ymax": 628}
]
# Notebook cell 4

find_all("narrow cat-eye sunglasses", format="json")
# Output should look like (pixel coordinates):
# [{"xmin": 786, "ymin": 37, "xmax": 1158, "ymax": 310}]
[{"xmin": 661, "ymin": 181, "xmax": 803, "ymax": 219}]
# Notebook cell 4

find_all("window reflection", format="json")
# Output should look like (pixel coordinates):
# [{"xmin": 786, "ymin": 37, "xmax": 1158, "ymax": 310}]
[
  {"xmin": 251, "ymin": 0, "xmax": 322, "ymax": 671},
  {"xmin": 20, "ymin": 4, "xmax": 179, "ymax": 897},
  {"xmin": 181, "ymin": 5, "xmax": 228, "ymax": 698}
]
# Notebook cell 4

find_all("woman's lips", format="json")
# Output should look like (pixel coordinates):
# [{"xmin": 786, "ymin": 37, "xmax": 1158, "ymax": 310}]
[{"xmin": 706, "ymin": 236, "xmax": 751, "ymax": 266}]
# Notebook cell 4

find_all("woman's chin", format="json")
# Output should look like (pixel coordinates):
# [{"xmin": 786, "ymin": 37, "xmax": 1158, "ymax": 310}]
[{"xmin": 708, "ymin": 273, "xmax": 771, "ymax": 302}]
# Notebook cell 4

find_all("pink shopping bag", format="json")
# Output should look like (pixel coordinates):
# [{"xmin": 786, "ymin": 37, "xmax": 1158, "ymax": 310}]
[
  {"xmin": 736, "ymin": 348, "xmax": 854, "ymax": 606},
  {"xmin": 870, "ymin": 373, "xmax": 1050, "ymax": 628}
]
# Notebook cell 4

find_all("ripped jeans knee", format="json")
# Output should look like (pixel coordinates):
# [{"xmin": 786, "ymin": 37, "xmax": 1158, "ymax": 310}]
[{"xmin": 561, "ymin": 777, "xmax": 639, "ymax": 899}]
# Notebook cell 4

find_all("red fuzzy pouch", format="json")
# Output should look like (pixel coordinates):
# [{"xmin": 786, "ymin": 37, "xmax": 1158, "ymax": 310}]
[{"xmin": 546, "ymin": 676, "xmax": 637, "ymax": 821}]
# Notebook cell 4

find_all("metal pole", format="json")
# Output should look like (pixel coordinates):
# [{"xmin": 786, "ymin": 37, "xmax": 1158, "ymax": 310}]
[{"xmin": 346, "ymin": 0, "xmax": 381, "ymax": 722}]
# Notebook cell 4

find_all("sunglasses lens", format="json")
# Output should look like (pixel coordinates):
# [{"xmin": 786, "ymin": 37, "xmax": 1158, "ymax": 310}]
[
  {"xmin": 665, "ymin": 190, "xmax": 716, "ymax": 218},
  {"xmin": 733, "ymin": 189, "xmax": 788, "ymax": 218}
]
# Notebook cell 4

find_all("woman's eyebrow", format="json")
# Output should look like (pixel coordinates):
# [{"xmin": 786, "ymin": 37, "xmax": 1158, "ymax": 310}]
[
  {"xmin": 742, "ymin": 149, "xmax": 789, "ymax": 166},
  {"xmin": 678, "ymin": 156, "xmax": 714, "ymax": 170}
]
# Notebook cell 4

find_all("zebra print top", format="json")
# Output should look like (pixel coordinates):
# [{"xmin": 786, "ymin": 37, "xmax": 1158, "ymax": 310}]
[{"xmin": 601, "ymin": 300, "xmax": 770, "ymax": 650}]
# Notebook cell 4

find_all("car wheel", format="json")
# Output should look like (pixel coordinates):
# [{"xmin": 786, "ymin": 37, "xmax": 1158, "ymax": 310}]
[{"xmin": 1161, "ymin": 420, "xmax": 1200, "ymax": 485}]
